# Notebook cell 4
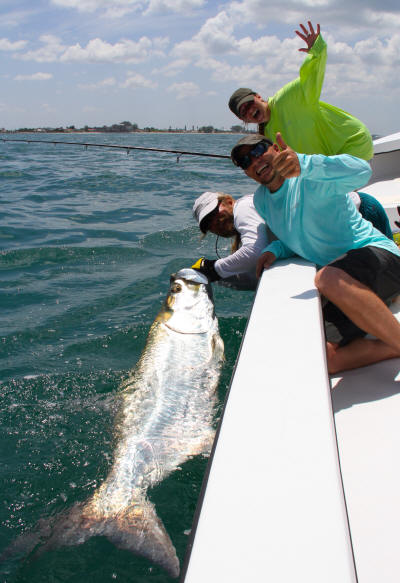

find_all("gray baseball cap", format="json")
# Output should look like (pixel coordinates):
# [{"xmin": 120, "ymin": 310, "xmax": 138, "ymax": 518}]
[
  {"xmin": 192, "ymin": 191, "xmax": 219, "ymax": 233},
  {"xmin": 231, "ymin": 134, "xmax": 272, "ymax": 166},
  {"xmin": 229, "ymin": 88, "xmax": 256, "ymax": 117}
]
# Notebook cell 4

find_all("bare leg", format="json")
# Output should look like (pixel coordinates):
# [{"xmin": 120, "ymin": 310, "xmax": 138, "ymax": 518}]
[
  {"xmin": 315, "ymin": 266, "xmax": 400, "ymax": 372},
  {"xmin": 327, "ymin": 339, "xmax": 399, "ymax": 374}
]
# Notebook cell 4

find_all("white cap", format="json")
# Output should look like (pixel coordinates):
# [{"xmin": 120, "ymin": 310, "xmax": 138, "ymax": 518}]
[{"xmin": 192, "ymin": 191, "xmax": 219, "ymax": 233}]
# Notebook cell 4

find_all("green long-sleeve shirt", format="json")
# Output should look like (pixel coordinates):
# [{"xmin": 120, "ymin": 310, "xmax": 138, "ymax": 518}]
[{"xmin": 264, "ymin": 35, "xmax": 374, "ymax": 160}]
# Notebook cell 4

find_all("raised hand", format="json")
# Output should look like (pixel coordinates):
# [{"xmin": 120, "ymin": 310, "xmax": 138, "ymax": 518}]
[
  {"xmin": 295, "ymin": 21, "xmax": 320, "ymax": 52},
  {"xmin": 272, "ymin": 132, "xmax": 301, "ymax": 178}
]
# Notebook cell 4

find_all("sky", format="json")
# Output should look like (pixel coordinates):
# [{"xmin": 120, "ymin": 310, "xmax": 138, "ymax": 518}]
[{"xmin": 1, "ymin": 0, "xmax": 400, "ymax": 135}]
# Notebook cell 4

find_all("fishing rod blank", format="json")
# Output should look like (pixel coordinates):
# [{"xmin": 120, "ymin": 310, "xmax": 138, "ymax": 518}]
[{"xmin": 1, "ymin": 138, "xmax": 231, "ymax": 161}]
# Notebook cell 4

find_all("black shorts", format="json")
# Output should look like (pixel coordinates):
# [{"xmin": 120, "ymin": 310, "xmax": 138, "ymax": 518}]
[{"xmin": 322, "ymin": 246, "xmax": 400, "ymax": 345}]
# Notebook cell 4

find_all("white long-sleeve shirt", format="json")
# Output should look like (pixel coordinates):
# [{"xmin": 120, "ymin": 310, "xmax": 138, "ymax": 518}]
[{"xmin": 214, "ymin": 194, "xmax": 269, "ymax": 279}]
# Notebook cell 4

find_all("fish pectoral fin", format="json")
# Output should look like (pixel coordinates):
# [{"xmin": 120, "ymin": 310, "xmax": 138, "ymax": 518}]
[{"xmin": 102, "ymin": 497, "xmax": 180, "ymax": 578}]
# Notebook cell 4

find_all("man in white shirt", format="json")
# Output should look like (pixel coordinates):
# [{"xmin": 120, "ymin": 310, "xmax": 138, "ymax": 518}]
[{"xmin": 192, "ymin": 191, "xmax": 270, "ymax": 290}]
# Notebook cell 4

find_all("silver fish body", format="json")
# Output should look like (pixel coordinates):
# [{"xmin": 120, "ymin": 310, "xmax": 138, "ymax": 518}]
[{"xmin": 11, "ymin": 269, "xmax": 224, "ymax": 577}]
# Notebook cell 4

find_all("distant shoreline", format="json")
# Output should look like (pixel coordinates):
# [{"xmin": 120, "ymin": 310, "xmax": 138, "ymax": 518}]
[{"xmin": 0, "ymin": 130, "xmax": 250, "ymax": 136}]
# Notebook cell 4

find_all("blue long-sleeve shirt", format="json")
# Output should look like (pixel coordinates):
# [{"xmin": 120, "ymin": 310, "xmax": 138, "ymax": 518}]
[{"xmin": 253, "ymin": 153, "xmax": 400, "ymax": 267}]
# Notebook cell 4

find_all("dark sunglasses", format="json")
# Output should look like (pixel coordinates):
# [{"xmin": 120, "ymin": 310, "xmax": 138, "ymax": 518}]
[{"xmin": 237, "ymin": 141, "xmax": 270, "ymax": 170}]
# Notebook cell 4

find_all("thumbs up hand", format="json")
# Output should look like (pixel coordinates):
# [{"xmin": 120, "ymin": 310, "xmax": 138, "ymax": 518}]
[
  {"xmin": 276, "ymin": 132, "xmax": 288, "ymax": 151},
  {"xmin": 272, "ymin": 132, "xmax": 301, "ymax": 178}
]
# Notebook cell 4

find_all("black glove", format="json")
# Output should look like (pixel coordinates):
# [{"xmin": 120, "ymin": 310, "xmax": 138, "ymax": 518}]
[{"xmin": 191, "ymin": 258, "xmax": 220, "ymax": 282}]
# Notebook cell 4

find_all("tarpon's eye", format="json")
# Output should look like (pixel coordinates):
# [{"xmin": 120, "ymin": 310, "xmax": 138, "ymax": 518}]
[{"xmin": 171, "ymin": 282, "xmax": 182, "ymax": 293}]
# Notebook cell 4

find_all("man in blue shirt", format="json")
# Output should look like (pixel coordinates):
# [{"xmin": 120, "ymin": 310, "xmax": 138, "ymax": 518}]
[{"xmin": 230, "ymin": 133, "xmax": 400, "ymax": 373}]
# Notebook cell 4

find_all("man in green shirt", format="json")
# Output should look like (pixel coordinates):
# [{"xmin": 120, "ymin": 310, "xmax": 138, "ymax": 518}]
[{"xmin": 228, "ymin": 22, "xmax": 373, "ymax": 160}]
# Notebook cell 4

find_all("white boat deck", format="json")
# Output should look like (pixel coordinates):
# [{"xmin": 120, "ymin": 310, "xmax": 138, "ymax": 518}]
[
  {"xmin": 182, "ymin": 133, "xmax": 400, "ymax": 582},
  {"xmin": 332, "ymin": 308, "xmax": 400, "ymax": 581},
  {"xmin": 183, "ymin": 260, "xmax": 357, "ymax": 582}
]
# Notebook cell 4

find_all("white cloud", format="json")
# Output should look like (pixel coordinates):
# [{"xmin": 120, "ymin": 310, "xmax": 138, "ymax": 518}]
[
  {"xmin": 16, "ymin": 35, "xmax": 169, "ymax": 65},
  {"xmin": 78, "ymin": 72, "xmax": 158, "ymax": 89},
  {"xmin": 170, "ymin": 7, "xmax": 312, "ymax": 67},
  {"xmin": 167, "ymin": 1, "xmax": 400, "ymax": 101},
  {"xmin": 362, "ymin": 8, "xmax": 400, "ymax": 29},
  {"xmin": 50, "ymin": 0, "xmax": 204, "ymax": 17},
  {"xmin": 14, "ymin": 72, "xmax": 53, "ymax": 81},
  {"xmin": 120, "ymin": 72, "xmax": 158, "ymax": 88},
  {"xmin": 51, "ymin": 0, "xmax": 135, "ymax": 14},
  {"xmin": 0, "ymin": 38, "xmax": 27, "ymax": 51},
  {"xmin": 228, "ymin": 0, "xmax": 400, "ymax": 35},
  {"xmin": 172, "ymin": 10, "xmax": 237, "ymax": 60},
  {"xmin": 0, "ymin": 9, "xmax": 35, "ymax": 28},
  {"xmin": 321, "ymin": 34, "xmax": 400, "ymax": 96},
  {"xmin": 146, "ymin": 0, "xmax": 205, "ymax": 14},
  {"xmin": 17, "ymin": 35, "xmax": 65, "ymax": 62},
  {"xmin": 171, "ymin": 0, "xmax": 400, "ymax": 68},
  {"xmin": 60, "ymin": 37, "xmax": 168, "ymax": 64},
  {"xmin": 167, "ymin": 81, "xmax": 200, "ymax": 99},
  {"xmin": 152, "ymin": 58, "xmax": 190, "ymax": 77},
  {"xmin": 353, "ymin": 33, "xmax": 400, "ymax": 66}
]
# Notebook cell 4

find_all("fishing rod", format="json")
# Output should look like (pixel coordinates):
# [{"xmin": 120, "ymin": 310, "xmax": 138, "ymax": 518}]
[{"xmin": 1, "ymin": 137, "xmax": 231, "ymax": 162}]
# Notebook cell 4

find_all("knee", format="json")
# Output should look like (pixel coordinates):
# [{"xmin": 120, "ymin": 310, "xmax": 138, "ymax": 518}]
[{"xmin": 314, "ymin": 266, "xmax": 341, "ymax": 295}]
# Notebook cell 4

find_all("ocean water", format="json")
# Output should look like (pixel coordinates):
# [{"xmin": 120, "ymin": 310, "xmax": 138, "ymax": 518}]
[{"xmin": 0, "ymin": 133, "xmax": 256, "ymax": 582}]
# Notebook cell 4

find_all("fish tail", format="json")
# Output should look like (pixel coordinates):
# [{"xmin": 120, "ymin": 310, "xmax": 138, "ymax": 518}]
[
  {"xmin": 2, "ymin": 498, "xmax": 179, "ymax": 578},
  {"xmin": 100, "ymin": 497, "xmax": 180, "ymax": 578}
]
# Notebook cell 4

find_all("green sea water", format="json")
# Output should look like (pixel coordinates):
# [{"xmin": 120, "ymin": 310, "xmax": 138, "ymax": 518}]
[{"xmin": 0, "ymin": 133, "xmax": 255, "ymax": 582}]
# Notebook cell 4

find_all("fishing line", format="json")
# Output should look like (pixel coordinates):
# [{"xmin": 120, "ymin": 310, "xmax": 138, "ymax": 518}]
[
  {"xmin": 215, "ymin": 235, "xmax": 221, "ymax": 259},
  {"xmin": 3, "ymin": 137, "xmax": 236, "ymax": 259},
  {"xmin": 1, "ymin": 138, "xmax": 231, "ymax": 162}
]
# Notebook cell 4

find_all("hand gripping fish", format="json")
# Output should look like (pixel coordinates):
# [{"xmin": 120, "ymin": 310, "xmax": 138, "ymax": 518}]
[{"xmin": 4, "ymin": 268, "xmax": 224, "ymax": 577}]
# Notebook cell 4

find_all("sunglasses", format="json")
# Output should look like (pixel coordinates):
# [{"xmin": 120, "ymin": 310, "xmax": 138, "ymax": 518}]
[
  {"xmin": 237, "ymin": 141, "xmax": 270, "ymax": 170},
  {"xmin": 238, "ymin": 101, "xmax": 254, "ymax": 119}
]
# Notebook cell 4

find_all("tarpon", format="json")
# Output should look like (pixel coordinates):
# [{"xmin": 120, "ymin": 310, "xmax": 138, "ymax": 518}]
[{"xmin": 5, "ymin": 268, "xmax": 224, "ymax": 578}]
